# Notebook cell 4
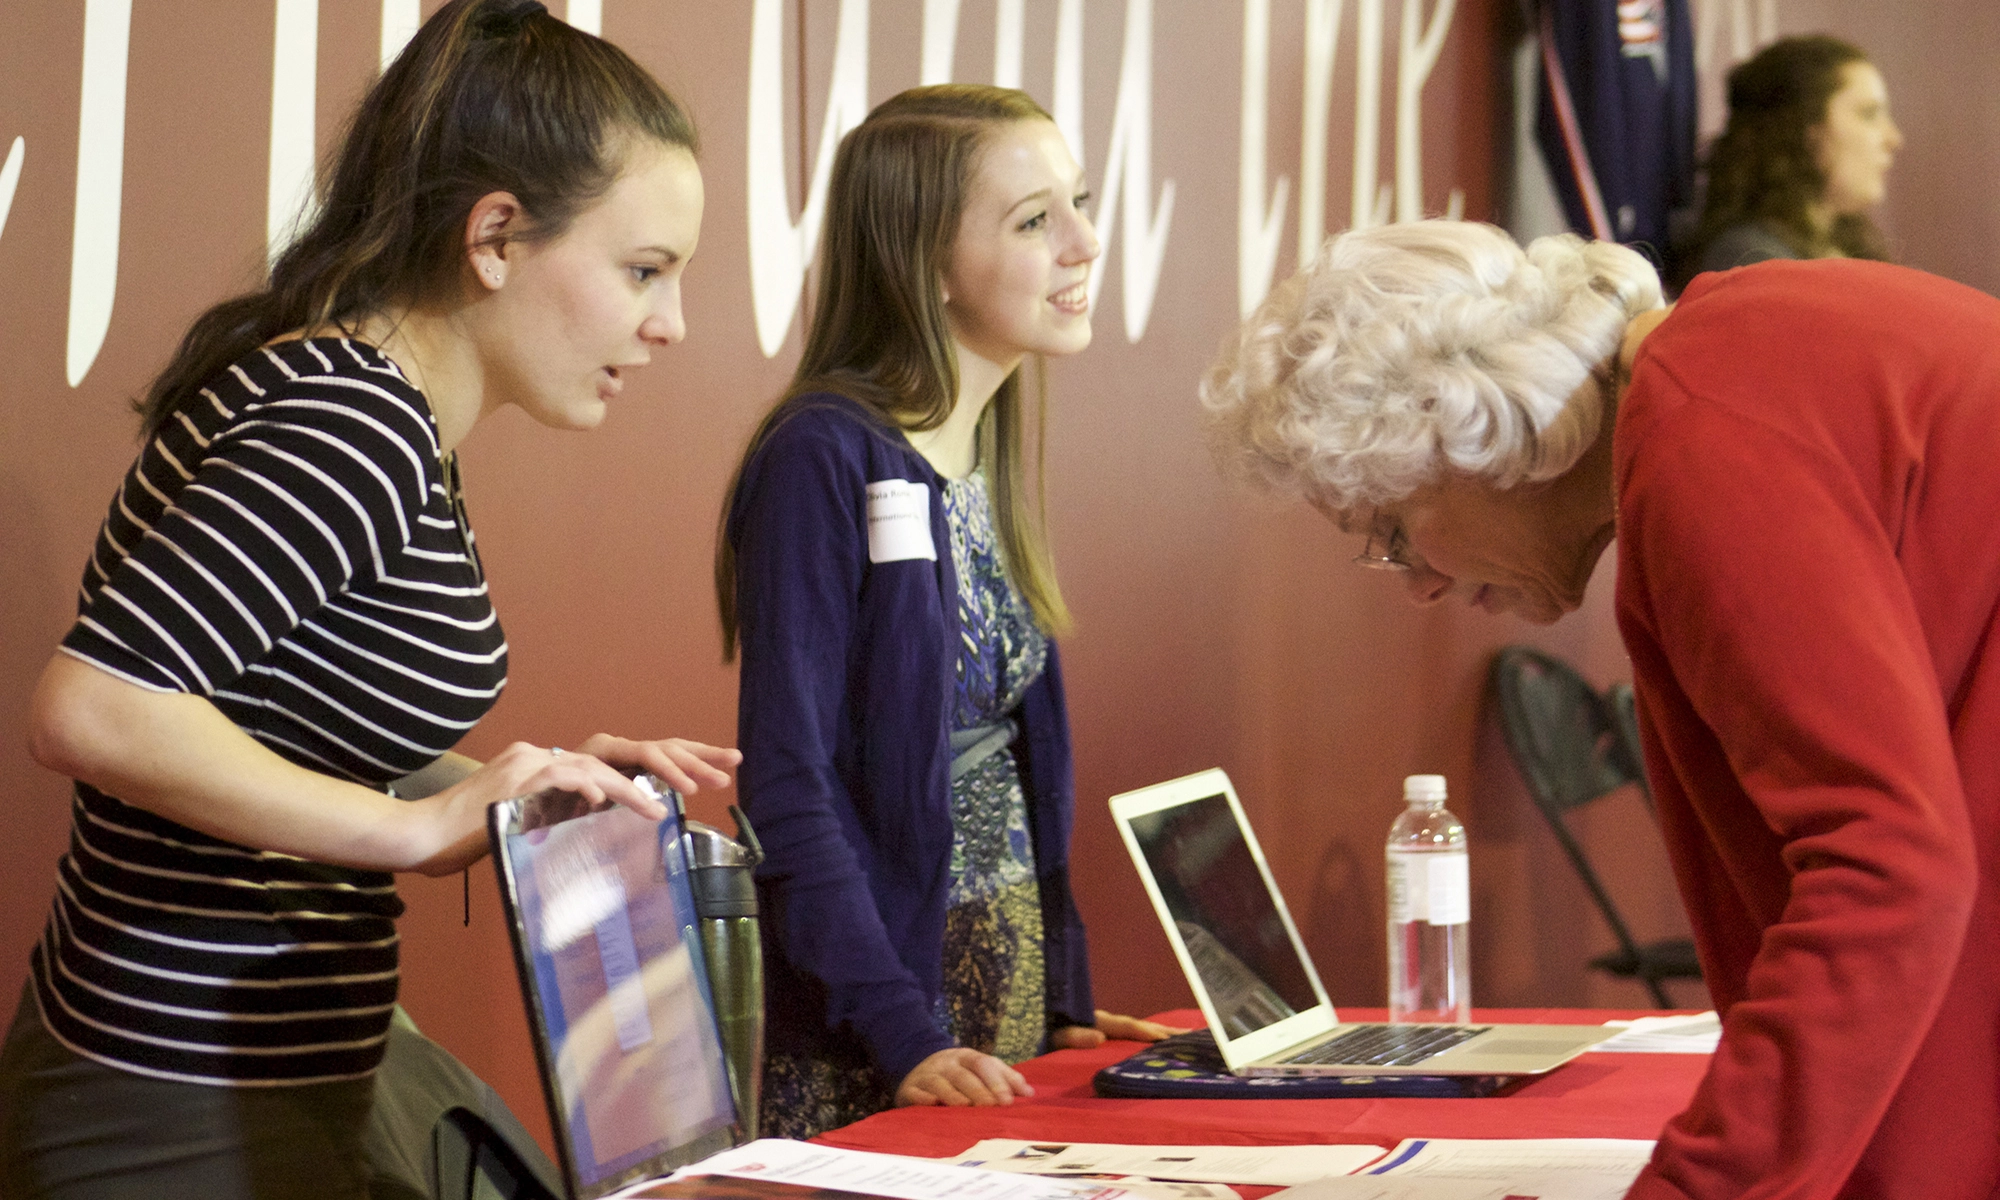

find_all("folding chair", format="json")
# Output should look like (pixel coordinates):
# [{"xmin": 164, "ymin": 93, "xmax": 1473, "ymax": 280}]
[
  {"xmin": 432, "ymin": 1107, "xmax": 560, "ymax": 1200},
  {"xmin": 1488, "ymin": 646, "xmax": 1701, "ymax": 1007}
]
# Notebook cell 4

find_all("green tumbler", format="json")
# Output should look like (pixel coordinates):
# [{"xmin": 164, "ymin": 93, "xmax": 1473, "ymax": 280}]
[{"xmin": 683, "ymin": 805, "xmax": 764, "ymax": 1142}]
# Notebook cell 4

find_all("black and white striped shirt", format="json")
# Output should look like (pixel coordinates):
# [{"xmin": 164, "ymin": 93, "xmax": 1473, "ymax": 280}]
[{"xmin": 34, "ymin": 337, "xmax": 508, "ymax": 1084}]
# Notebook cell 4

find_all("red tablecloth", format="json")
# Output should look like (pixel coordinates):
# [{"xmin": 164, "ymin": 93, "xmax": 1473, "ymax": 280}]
[{"xmin": 817, "ymin": 1009, "xmax": 1706, "ymax": 1191}]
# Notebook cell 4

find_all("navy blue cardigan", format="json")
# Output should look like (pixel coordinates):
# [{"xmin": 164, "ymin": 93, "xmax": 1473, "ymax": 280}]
[{"xmin": 727, "ymin": 393, "xmax": 1093, "ymax": 1085}]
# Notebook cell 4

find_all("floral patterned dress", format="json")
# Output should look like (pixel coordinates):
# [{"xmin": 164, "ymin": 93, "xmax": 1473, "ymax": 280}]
[{"xmin": 936, "ymin": 469, "xmax": 1049, "ymax": 1063}]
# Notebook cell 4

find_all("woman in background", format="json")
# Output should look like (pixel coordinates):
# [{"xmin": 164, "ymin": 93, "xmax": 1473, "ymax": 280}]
[
  {"xmin": 1682, "ymin": 34, "xmax": 1902, "ymax": 278},
  {"xmin": 717, "ymin": 85, "xmax": 1177, "ymax": 1141},
  {"xmin": 0, "ymin": 3, "xmax": 735, "ymax": 1196}
]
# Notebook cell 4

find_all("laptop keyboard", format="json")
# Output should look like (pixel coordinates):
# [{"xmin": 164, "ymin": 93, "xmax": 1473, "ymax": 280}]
[{"xmin": 1283, "ymin": 1024, "xmax": 1492, "ymax": 1067}]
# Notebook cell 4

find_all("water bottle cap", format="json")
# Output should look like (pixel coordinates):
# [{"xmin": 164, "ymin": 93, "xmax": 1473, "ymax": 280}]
[{"xmin": 1403, "ymin": 774, "xmax": 1448, "ymax": 803}]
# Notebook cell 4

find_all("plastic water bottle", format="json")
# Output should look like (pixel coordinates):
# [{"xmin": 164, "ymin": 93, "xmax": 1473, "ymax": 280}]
[{"xmin": 1386, "ymin": 774, "xmax": 1472, "ymax": 1024}]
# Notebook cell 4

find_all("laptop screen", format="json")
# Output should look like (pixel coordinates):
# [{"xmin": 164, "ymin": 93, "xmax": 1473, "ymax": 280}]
[
  {"xmin": 1124, "ymin": 790, "xmax": 1321, "ymax": 1040},
  {"xmin": 492, "ymin": 790, "xmax": 738, "ymax": 1198}
]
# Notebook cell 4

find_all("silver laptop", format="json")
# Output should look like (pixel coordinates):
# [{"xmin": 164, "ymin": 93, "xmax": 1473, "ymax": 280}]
[
  {"xmin": 1109, "ymin": 768, "xmax": 1613, "ymax": 1077},
  {"xmin": 489, "ymin": 781, "xmax": 740, "ymax": 1199}
]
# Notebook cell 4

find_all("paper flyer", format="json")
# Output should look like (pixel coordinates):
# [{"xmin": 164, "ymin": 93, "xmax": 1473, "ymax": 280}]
[{"xmin": 950, "ymin": 1139, "xmax": 1389, "ymax": 1186}]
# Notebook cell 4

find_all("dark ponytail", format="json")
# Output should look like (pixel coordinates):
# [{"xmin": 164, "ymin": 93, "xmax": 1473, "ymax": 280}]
[{"xmin": 138, "ymin": 0, "xmax": 696, "ymax": 435}]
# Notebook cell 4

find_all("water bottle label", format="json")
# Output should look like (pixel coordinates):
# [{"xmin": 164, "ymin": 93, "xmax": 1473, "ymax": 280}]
[
  {"xmin": 1426, "ymin": 852, "xmax": 1470, "ymax": 925},
  {"xmin": 1387, "ymin": 850, "xmax": 1469, "ymax": 926}
]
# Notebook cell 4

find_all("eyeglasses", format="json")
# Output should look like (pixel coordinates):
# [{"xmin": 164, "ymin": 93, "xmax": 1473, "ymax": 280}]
[{"xmin": 1352, "ymin": 513, "xmax": 1414, "ymax": 572}]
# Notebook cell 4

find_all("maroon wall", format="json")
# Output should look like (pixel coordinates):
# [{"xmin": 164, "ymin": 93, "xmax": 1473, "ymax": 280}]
[{"xmin": 15, "ymin": 0, "xmax": 1990, "ymax": 1159}]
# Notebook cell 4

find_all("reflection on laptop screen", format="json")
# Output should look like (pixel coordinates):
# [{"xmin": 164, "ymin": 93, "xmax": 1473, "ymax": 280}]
[
  {"xmin": 1127, "ymin": 793, "xmax": 1319, "ymax": 1039},
  {"xmin": 504, "ymin": 804, "xmax": 736, "ymax": 1190}
]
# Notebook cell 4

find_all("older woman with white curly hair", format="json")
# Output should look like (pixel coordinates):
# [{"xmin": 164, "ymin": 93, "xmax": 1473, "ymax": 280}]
[
  {"xmin": 1207, "ymin": 222, "xmax": 1661, "ymax": 622},
  {"xmin": 1204, "ymin": 219, "xmax": 2000, "ymax": 1200}
]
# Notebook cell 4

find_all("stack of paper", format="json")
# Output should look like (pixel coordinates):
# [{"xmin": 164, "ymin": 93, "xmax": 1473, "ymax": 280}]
[
  {"xmin": 1594, "ymin": 1012, "xmax": 1721, "ymax": 1054},
  {"xmin": 1268, "ymin": 1138, "xmax": 1656, "ymax": 1200},
  {"xmin": 629, "ymin": 1140, "xmax": 1122, "ymax": 1199},
  {"xmin": 636, "ymin": 1134, "xmax": 1659, "ymax": 1199},
  {"xmin": 950, "ymin": 1140, "xmax": 1389, "ymax": 1187}
]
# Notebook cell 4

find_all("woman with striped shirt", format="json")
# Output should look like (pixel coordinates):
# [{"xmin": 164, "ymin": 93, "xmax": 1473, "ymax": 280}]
[{"xmin": 0, "ymin": 3, "xmax": 734, "ymax": 1196}]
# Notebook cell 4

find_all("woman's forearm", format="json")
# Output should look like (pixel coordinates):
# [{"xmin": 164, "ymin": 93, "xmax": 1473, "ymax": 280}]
[
  {"xmin": 29, "ymin": 655, "xmax": 734, "ymax": 877},
  {"xmin": 30, "ymin": 653, "xmax": 472, "ymax": 872},
  {"xmin": 392, "ymin": 750, "xmax": 482, "ymax": 799}
]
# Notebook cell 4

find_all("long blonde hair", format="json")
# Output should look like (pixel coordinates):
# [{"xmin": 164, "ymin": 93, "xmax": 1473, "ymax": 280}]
[{"xmin": 717, "ymin": 85, "xmax": 1071, "ymax": 660}]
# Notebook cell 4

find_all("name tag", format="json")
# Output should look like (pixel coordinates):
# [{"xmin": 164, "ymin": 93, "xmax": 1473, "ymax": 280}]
[{"xmin": 865, "ymin": 480, "xmax": 936, "ymax": 564}]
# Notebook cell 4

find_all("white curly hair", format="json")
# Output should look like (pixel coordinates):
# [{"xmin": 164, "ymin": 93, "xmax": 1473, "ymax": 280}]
[{"xmin": 1201, "ymin": 220, "xmax": 1663, "ymax": 508}]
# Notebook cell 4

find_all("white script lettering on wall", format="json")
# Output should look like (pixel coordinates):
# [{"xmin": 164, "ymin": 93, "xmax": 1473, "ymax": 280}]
[
  {"xmin": 920, "ymin": 1, "xmax": 1083, "ymax": 142},
  {"xmin": 1050, "ymin": 0, "xmax": 1084, "ymax": 171},
  {"xmin": 1352, "ymin": 0, "xmax": 1385, "ymax": 230},
  {"xmin": 284, "ymin": 0, "xmax": 598, "ymax": 266},
  {"xmin": 268, "ymin": 0, "xmax": 319, "ymax": 265},
  {"xmin": 1299, "ymin": 0, "xmax": 1342, "ymax": 266},
  {"xmin": 921, "ymin": 0, "xmax": 963, "ymax": 84},
  {"xmin": 746, "ymin": 0, "xmax": 871, "ymax": 358},
  {"xmin": 381, "ymin": 0, "xmax": 421, "ymax": 71},
  {"xmin": 1237, "ymin": 0, "xmax": 1292, "ymax": 318},
  {"xmin": 979, "ymin": 0, "xmax": 1086, "ymax": 176},
  {"xmin": 979, "ymin": 0, "xmax": 1085, "ymax": 154},
  {"xmin": 67, "ymin": 0, "xmax": 130, "ymax": 389},
  {"xmin": 565, "ymin": 0, "xmax": 601, "ymax": 37},
  {"xmin": 47, "ymin": 2, "xmax": 1483, "ymax": 379},
  {"xmin": 1238, "ymin": 0, "xmax": 1346, "ymax": 317},
  {"xmin": 1088, "ymin": 0, "xmax": 1175, "ymax": 343},
  {"xmin": 1238, "ymin": 0, "xmax": 1462, "ymax": 315},
  {"xmin": 992, "ymin": 0, "xmax": 1023, "ymax": 87},
  {"xmin": 1394, "ymin": 0, "xmax": 1455, "ymax": 223},
  {"xmin": 0, "ymin": 138, "xmax": 23, "ymax": 246}
]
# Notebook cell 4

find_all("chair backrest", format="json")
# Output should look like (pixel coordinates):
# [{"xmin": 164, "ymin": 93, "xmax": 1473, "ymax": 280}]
[
  {"xmin": 1605, "ymin": 681, "xmax": 1652, "ymax": 808},
  {"xmin": 1487, "ymin": 646, "xmax": 1650, "ymax": 957},
  {"xmin": 433, "ymin": 1107, "xmax": 560, "ymax": 1200},
  {"xmin": 1488, "ymin": 647, "xmax": 1645, "ymax": 818}
]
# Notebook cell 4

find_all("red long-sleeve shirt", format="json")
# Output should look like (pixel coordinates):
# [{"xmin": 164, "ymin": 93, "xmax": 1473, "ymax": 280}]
[{"xmin": 1615, "ymin": 259, "xmax": 2000, "ymax": 1198}]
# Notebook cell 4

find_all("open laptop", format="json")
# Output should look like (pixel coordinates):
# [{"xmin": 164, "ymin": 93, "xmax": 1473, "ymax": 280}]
[
  {"xmin": 490, "ymin": 780, "xmax": 740, "ymax": 1199},
  {"xmin": 1109, "ymin": 768, "xmax": 1614, "ymax": 1077}
]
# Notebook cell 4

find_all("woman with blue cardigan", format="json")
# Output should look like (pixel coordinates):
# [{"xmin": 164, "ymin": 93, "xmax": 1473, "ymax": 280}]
[{"xmin": 716, "ymin": 85, "xmax": 1176, "ymax": 1139}]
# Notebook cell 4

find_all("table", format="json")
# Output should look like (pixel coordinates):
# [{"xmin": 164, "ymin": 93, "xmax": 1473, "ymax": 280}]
[{"xmin": 817, "ymin": 1009, "xmax": 1707, "ymax": 1193}]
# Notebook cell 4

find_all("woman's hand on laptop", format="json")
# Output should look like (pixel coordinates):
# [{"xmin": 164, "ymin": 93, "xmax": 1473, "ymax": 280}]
[
  {"xmin": 1048, "ymin": 1010, "xmax": 1192, "ymax": 1049},
  {"xmin": 572, "ymin": 732, "xmax": 742, "ymax": 798},
  {"xmin": 895, "ymin": 1048, "xmax": 1033, "ymax": 1107}
]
